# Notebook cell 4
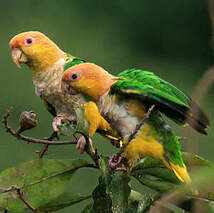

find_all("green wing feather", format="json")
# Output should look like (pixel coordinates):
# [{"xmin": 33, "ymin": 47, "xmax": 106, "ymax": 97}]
[
  {"xmin": 111, "ymin": 69, "xmax": 210, "ymax": 134},
  {"xmin": 64, "ymin": 54, "xmax": 86, "ymax": 71}
]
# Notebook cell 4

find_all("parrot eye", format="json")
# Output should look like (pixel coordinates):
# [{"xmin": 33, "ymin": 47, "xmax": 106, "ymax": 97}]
[
  {"xmin": 24, "ymin": 37, "xmax": 35, "ymax": 47},
  {"xmin": 72, "ymin": 74, "xmax": 77, "ymax": 80},
  {"xmin": 69, "ymin": 71, "xmax": 82, "ymax": 82}
]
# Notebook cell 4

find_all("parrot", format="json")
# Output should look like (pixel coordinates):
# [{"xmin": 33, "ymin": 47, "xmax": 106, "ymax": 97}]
[
  {"xmin": 61, "ymin": 62, "xmax": 210, "ymax": 183},
  {"xmin": 9, "ymin": 31, "xmax": 119, "ymax": 151}
]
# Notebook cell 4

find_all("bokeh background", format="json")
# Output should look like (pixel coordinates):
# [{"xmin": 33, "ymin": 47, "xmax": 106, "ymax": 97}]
[{"xmin": 1, "ymin": 0, "xmax": 214, "ymax": 212}]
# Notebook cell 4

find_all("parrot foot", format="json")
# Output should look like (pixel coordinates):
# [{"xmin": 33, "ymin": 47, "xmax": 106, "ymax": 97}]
[
  {"xmin": 109, "ymin": 154, "xmax": 127, "ymax": 169},
  {"xmin": 76, "ymin": 136, "xmax": 93, "ymax": 154},
  {"xmin": 52, "ymin": 116, "xmax": 68, "ymax": 132}
]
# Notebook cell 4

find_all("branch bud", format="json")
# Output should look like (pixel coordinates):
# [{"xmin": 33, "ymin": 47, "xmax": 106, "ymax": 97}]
[{"xmin": 17, "ymin": 111, "xmax": 38, "ymax": 134}]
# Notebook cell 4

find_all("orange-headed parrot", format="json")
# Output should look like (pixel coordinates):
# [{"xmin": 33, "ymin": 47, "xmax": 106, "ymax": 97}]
[{"xmin": 61, "ymin": 62, "xmax": 210, "ymax": 183}]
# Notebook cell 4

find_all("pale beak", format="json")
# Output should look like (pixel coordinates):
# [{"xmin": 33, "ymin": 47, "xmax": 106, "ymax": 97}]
[
  {"xmin": 11, "ymin": 48, "xmax": 28, "ymax": 68},
  {"xmin": 61, "ymin": 80, "xmax": 79, "ymax": 95}
]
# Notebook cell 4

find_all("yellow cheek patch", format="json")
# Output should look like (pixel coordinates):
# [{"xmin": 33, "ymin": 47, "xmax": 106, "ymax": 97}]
[
  {"xmin": 72, "ymin": 77, "xmax": 105, "ymax": 101},
  {"xmin": 23, "ymin": 44, "xmax": 64, "ymax": 72}
]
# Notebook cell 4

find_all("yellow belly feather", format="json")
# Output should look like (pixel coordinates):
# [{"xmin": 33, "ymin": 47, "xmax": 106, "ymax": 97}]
[{"xmin": 125, "ymin": 125, "xmax": 191, "ymax": 183}]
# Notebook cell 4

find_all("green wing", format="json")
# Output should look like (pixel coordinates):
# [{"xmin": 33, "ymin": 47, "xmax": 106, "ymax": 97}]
[
  {"xmin": 111, "ymin": 69, "xmax": 210, "ymax": 134},
  {"xmin": 64, "ymin": 54, "xmax": 86, "ymax": 71}
]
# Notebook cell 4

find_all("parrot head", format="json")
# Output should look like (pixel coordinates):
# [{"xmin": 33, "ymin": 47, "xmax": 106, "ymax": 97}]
[
  {"xmin": 62, "ymin": 63, "xmax": 116, "ymax": 101},
  {"xmin": 9, "ymin": 31, "xmax": 66, "ymax": 72}
]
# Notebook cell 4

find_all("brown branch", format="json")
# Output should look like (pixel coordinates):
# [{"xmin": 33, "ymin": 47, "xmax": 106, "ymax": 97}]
[
  {"xmin": 2, "ymin": 108, "xmax": 77, "ymax": 145},
  {"xmin": 2, "ymin": 108, "xmax": 99, "ymax": 168},
  {"xmin": 16, "ymin": 187, "xmax": 38, "ymax": 213},
  {"xmin": 0, "ymin": 185, "xmax": 38, "ymax": 212},
  {"xmin": 118, "ymin": 104, "xmax": 155, "ymax": 156},
  {"xmin": 38, "ymin": 132, "xmax": 59, "ymax": 158}
]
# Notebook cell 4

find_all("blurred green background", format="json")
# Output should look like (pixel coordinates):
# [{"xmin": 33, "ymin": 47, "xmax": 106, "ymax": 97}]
[{"xmin": 1, "ymin": 0, "xmax": 214, "ymax": 212}]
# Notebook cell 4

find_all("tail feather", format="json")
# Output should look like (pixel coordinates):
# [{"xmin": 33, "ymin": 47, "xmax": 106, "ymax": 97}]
[
  {"xmin": 169, "ymin": 162, "xmax": 191, "ymax": 183},
  {"xmin": 186, "ymin": 100, "xmax": 210, "ymax": 135},
  {"xmin": 161, "ymin": 158, "xmax": 191, "ymax": 183}
]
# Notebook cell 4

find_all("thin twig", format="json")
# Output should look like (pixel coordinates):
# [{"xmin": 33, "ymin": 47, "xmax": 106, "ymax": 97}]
[
  {"xmin": 2, "ymin": 108, "xmax": 76, "ymax": 145},
  {"xmin": 117, "ymin": 104, "xmax": 155, "ymax": 156},
  {"xmin": 38, "ymin": 144, "xmax": 49, "ymax": 158},
  {"xmin": 16, "ymin": 187, "xmax": 38, "ymax": 213},
  {"xmin": 2, "ymin": 108, "xmax": 99, "ymax": 168},
  {"xmin": 0, "ymin": 185, "xmax": 38, "ymax": 212},
  {"xmin": 38, "ymin": 132, "xmax": 59, "ymax": 158}
]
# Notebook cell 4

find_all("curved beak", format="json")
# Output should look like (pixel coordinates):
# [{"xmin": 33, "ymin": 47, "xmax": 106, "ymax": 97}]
[{"xmin": 11, "ymin": 48, "xmax": 28, "ymax": 68}]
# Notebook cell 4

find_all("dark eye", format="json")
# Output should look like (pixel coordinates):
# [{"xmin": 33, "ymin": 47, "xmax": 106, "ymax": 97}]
[
  {"xmin": 68, "ymin": 71, "xmax": 82, "ymax": 82},
  {"xmin": 72, "ymin": 74, "xmax": 77, "ymax": 80},
  {"xmin": 24, "ymin": 36, "xmax": 35, "ymax": 47},
  {"xmin": 26, "ymin": 38, "xmax": 32, "ymax": 44}
]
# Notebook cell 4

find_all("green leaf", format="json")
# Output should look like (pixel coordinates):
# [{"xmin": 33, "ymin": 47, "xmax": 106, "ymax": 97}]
[
  {"xmin": 131, "ymin": 153, "xmax": 213, "ymax": 192},
  {"xmin": 0, "ymin": 158, "xmax": 90, "ymax": 212},
  {"xmin": 92, "ymin": 176, "xmax": 112, "ymax": 213},
  {"xmin": 92, "ymin": 156, "xmax": 131, "ymax": 212},
  {"xmin": 58, "ymin": 107, "xmax": 90, "ymax": 137},
  {"xmin": 126, "ymin": 190, "xmax": 158, "ymax": 213},
  {"xmin": 132, "ymin": 167, "xmax": 180, "ymax": 184},
  {"xmin": 75, "ymin": 107, "xmax": 90, "ymax": 137},
  {"xmin": 81, "ymin": 203, "xmax": 94, "ymax": 213},
  {"xmin": 39, "ymin": 192, "xmax": 91, "ymax": 212},
  {"xmin": 132, "ymin": 153, "xmax": 213, "ymax": 171},
  {"xmin": 182, "ymin": 152, "xmax": 213, "ymax": 168},
  {"xmin": 109, "ymin": 172, "xmax": 131, "ymax": 212},
  {"xmin": 58, "ymin": 122, "xmax": 76, "ymax": 136},
  {"xmin": 133, "ymin": 174, "xmax": 176, "ymax": 192}
]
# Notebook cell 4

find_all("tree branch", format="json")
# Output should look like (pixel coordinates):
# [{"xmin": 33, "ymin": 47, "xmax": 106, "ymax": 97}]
[
  {"xmin": 16, "ymin": 187, "xmax": 38, "ymax": 213},
  {"xmin": 2, "ymin": 108, "xmax": 99, "ymax": 169},
  {"xmin": 38, "ymin": 132, "xmax": 59, "ymax": 158},
  {"xmin": 0, "ymin": 185, "xmax": 38, "ymax": 212},
  {"xmin": 2, "ymin": 108, "xmax": 77, "ymax": 146}
]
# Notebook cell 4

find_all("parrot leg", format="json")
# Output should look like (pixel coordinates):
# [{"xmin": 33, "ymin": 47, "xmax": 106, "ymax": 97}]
[
  {"xmin": 76, "ymin": 136, "xmax": 93, "ymax": 154},
  {"xmin": 52, "ymin": 116, "xmax": 69, "ymax": 132}
]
